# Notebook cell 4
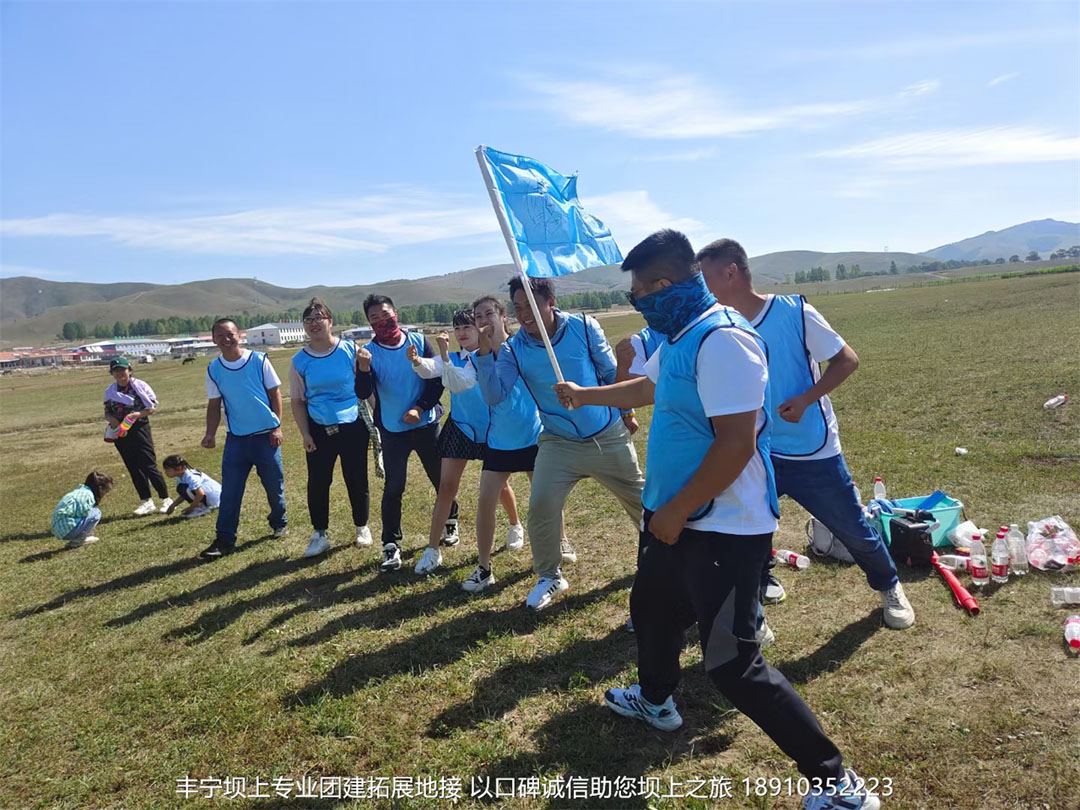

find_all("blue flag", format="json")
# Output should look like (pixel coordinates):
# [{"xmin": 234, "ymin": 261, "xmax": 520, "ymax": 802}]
[{"xmin": 477, "ymin": 145, "xmax": 623, "ymax": 278}]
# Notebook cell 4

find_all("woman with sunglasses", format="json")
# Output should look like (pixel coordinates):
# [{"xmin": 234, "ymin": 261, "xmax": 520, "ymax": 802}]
[
  {"xmin": 289, "ymin": 297, "xmax": 373, "ymax": 558},
  {"xmin": 407, "ymin": 308, "xmax": 523, "ymax": 576}
]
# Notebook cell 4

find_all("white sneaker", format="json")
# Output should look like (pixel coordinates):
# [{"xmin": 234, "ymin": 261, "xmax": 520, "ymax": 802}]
[
  {"xmin": 272, "ymin": 526, "xmax": 289, "ymax": 538},
  {"xmin": 183, "ymin": 505, "xmax": 212, "ymax": 519},
  {"xmin": 526, "ymin": 574, "xmax": 569, "ymax": 611},
  {"xmin": 440, "ymin": 519, "xmax": 460, "ymax": 547},
  {"xmin": 379, "ymin": 543, "xmax": 402, "ymax": 573},
  {"xmin": 462, "ymin": 564, "xmax": 495, "ymax": 593},
  {"xmin": 604, "ymin": 684, "xmax": 683, "ymax": 732},
  {"xmin": 414, "ymin": 546, "xmax": 442, "ymax": 575},
  {"xmin": 506, "ymin": 523, "xmax": 525, "ymax": 550},
  {"xmin": 158, "ymin": 498, "xmax": 174, "ymax": 514},
  {"xmin": 801, "ymin": 767, "xmax": 881, "ymax": 810},
  {"xmin": 67, "ymin": 535, "xmax": 99, "ymax": 549},
  {"xmin": 756, "ymin": 617, "xmax": 775, "ymax": 648},
  {"xmin": 355, "ymin": 525, "xmax": 373, "ymax": 546},
  {"xmin": 880, "ymin": 582, "xmax": 915, "ymax": 629},
  {"xmin": 83, "ymin": 535, "xmax": 99, "ymax": 544},
  {"xmin": 560, "ymin": 540, "xmax": 577, "ymax": 564},
  {"xmin": 133, "ymin": 499, "xmax": 156, "ymax": 516},
  {"xmin": 302, "ymin": 531, "xmax": 331, "ymax": 558}
]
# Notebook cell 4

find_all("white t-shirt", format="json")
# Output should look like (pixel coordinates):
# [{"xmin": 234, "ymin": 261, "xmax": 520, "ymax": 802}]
[
  {"xmin": 628, "ymin": 333, "xmax": 649, "ymax": 377},
  {"xmin": 205, "ymin": 349, "xmax": 282, "ymax": 400},
  {"xmin": 752, "ymin": 295, "xmax": 845, "ymax": 462},
  {"xmin": 178, "ymin": 468, "xmax": 222, "ymax": 508},
  {"xmin": 644, "ymin": 306, "xmax": 778, "ymax": 536}
]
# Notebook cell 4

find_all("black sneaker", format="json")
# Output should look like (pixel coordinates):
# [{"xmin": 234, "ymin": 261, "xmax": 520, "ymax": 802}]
[
  {"xmin": 440, "ymin": 519, "xmax": 460, "ymax": 547},
  {"xmin": 198, "ymin": 542, "xmax": 233, "ymax": 561},
  {"xmin": 379, "ymin": 543, "xmax": 402, "ymax": 573},
  {"xmin": 761, "ymin": 571, "xmax": 787, "ymax": 604}
]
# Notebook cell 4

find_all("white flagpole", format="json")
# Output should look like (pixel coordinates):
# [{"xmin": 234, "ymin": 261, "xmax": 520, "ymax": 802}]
[{"xmin": 475, "ymin": 145, "xmax": 566, "ymax": 384}]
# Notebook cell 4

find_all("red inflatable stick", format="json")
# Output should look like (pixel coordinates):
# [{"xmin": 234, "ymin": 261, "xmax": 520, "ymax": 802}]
[{"xmin": 931, "ymin": 551, "xmax": 980, "ymax": 616}]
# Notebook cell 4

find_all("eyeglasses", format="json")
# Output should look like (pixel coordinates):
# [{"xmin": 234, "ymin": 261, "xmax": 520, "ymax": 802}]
[{"xmin": 303, "ymin": 316, "xmax": 327, "ymax": 325}]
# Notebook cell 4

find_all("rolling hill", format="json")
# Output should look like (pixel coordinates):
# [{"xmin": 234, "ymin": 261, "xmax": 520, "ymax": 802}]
[{"xmin": 924, "ymin": 219, "xmax": 1080, "ymax": 261}]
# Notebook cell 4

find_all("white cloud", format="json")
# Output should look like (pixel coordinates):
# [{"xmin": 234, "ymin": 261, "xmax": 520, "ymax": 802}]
[
  {"xmin": 900, "ymin": 79, "xmax": 941, "ymax": 98},
  {"xmin": 785, "ymin": 29, "xmax": 1070, "ymax": 62},
  {"xmin": 519, "ymin": 72, "xmax": 879, "ymax": 139},
  {"xmin": 586, "ymin": 191, "xmax": 707, "ymax": 248},
  {"xmin": 631, "ymin": 149, "xmax": 716, "ymax": 163},
  {"xmin": 818, "ymin": 126, "xmax": 1080, "ymax": 168},
  {"xmin": 0, "ymin": 188, "xmax": 700, "ymax": 259},
  {"xmin": 520, "ymin": 70, "xmax": 944, "ymax": 140},
  {"xmin": 987, "ymin": 72, "xmax": 1020, "ymax": 87}
]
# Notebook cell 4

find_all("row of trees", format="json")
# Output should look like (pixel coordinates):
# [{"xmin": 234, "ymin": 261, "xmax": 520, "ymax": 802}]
[
  {"xmin": 785, "ymin": 249, "xmax": 1078, "ymax": 285},
  {"xmin": 59, "ymin": 289, "xmax": 632, "ymax": 342}
]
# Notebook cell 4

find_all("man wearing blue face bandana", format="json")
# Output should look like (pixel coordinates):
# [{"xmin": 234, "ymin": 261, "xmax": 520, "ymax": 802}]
[{"xmin": 553, "ymin": 230, "xmax": 882, "ymax": 810}]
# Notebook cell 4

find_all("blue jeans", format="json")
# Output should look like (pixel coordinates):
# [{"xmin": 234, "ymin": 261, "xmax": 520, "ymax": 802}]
[
  {"xmin": 216, "ymin": 432, "xmax": 286, "ymax": 548},
  {"xmin": 769, "ymin": 453, "xmax": 898, "ymax": 592},
  {"xmin": 64, "ymin": 507, "xmax": 101, "ymax": 542}
]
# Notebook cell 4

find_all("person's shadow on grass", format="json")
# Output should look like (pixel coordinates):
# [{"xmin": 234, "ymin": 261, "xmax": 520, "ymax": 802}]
[{"xmin": 281, "ymin": 574, "xmax": 636, "ymax": 709}]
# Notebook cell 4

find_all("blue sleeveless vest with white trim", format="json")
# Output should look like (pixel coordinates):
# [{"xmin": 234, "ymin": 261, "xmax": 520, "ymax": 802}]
[
  {"xmin": 292, "ymin": 339, "xmax": 359, "ymax": 426},
  {"xmin": 506, "ymin": 313, "xmax": 617, "ymax": 441},
  {"xmin": 368, "ymin": 332, "xmax": 438, "ymax": 434},
  {"xmin": 643, "ymin": 308, "xmax": 779, "ymax": 520},
  {"xmin": 447, "ymin": 352, "xmax": 489, "ymax": 442},
  {"xmin": 207, "ymin": 352, "xmax": 280, "ymax": 437},
  {"xmin": 753, "ymin": 295, "xmax": 829, "ymax": 456}
]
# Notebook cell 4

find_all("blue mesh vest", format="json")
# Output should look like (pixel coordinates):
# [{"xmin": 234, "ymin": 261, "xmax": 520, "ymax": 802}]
[
  {"xmin": 637, "ymin": 326, "xmax": 665, "ymax": 361},
  {"xmin": 292, "ymin": 339, "xmax": 359, "ymax": 426},
  {"xmin": 368, "ymin": 332, "xmax": 438, "ymax": 434},
  {"xmin": 446, "ymin": 352, "xmax": 489, "ymax": 442},
  {"xmin": 642, "ymin": 308, "xmax": 779, "ymax": 521},
  {"xmin": 484, "ymin": 350, "xmax": 541, "ymax": 451},
  {"xmin": 207, "ymin": 352, "xmax": 280, "ymax": 437},
  {"xmin": 506, "ymin": 313, "xmax": 617, "ymax": 441},
  {"xmin": 752, "ymin": 295, "xmax": 830, "ymax": 456}
]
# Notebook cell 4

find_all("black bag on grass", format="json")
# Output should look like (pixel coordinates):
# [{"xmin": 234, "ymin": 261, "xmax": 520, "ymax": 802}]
[{"xmin": 888, "ymin": 515, "xmax": 935, "ymax": 566}]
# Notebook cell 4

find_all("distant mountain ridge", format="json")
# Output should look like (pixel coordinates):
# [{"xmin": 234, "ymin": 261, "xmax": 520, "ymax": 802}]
[
  {"xmin": 3, "ymin": 218, "xmax": 1076, "ymax": 346},
  {"xmin": 924, "ymin": 219, "xmax": 1080, "ymax": 261}
]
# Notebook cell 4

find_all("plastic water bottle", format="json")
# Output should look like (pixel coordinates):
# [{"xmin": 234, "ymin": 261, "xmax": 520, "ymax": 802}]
[
  {"xmin": 969, "ymin": 538, "xmax": 989, "ymax": 587},
  {"xmin": 1051, "ymin": 587, "xmax": 1080, "ymax": 608},
  {"xmin": 1043, "ymin": 395, "xmax": 1068, "ymax": 410},
  {"xmin": 1006, "ymin": 524, "xmax": 1028, "ymax": 576},
  {"xmin": 773, "ymin": 549, "xmax": 811, "ymax": 570},
  {"xmin": 990, "ymin": 529, "xmax": 1010, "ymax": 584},
  {"xmin": 936, "ymin": 554, "xmax": 971, "ymax": 571},
  {"xmin": 873, "ymin": 476, "xmax": 887, "ymax": 500},
  {"xmin": 1065, "ymin": 615, "xmax": 1080, "ymax": 655}
]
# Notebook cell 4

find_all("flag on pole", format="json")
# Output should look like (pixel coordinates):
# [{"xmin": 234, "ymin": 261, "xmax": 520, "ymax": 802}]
[{"xmin": 476, "ymin": 145, "xmax": 623, "ymax": 278}]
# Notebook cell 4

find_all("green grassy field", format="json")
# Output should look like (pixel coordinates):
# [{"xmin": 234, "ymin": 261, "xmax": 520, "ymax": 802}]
[{"xmin": 1, "ymin": 272, "xmax": 1078, "ymax": 809}]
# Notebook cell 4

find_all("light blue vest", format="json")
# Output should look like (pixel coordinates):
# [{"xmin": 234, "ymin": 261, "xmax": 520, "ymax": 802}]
[
  {"xmin": 292, "ymin": 339, "xmax": 359, "ymax": 426},
  {"xmin": 484, "ymin": 347, "xmax": 542, "ymax": 451},
  {"xmin": 637, "ymin": 326, "xmax": 665, "ymax": 361},
  {"xmin": 506, "ymin": 313, "xmax": 617, "ymax": 441},
  {"xmin": 753, "ymin": 295, "xmax": 830, "ymax": 456},
  {"xmin": 368, "ymin": 332, "xmax": 438, "ymax": 434},
  {"xmin": 643, "ymin": 309, "xmax": 780, "ymax": 521},
  {"xmin": 447, "ymin": 352, "xmax": 489, "ymax": 442},
  {"xmin": 207, "ymin": 352, "xmax": 280, "ymax": 437}
]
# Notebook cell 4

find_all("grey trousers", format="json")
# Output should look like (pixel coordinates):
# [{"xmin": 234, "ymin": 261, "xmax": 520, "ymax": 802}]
[{"xmin": 528, "ymin": 420, "xmax": 644, "ymax": 578}]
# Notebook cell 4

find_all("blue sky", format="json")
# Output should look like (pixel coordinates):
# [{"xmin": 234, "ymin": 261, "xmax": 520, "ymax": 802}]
[{"xmin": 2, "ymin": 1, "xmax": 1078, "ymax": 286}]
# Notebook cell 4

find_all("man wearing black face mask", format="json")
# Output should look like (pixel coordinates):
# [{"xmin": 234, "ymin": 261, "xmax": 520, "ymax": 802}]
[{"xmin": 356, "ymin": 294, "xmax": 459, "ymax": 573}]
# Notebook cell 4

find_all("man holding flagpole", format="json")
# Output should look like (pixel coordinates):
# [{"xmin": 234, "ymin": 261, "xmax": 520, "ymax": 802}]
[{"xmin": 474, "ymin": 145, "xmax": 644, "ymax": 611}]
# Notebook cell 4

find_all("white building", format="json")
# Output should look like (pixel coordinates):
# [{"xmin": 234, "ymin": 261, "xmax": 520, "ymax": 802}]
[
  {"xmin": 247, "ymin": 322, "xmax": 306, "ymax": 346},
  {"xmin": 78, "ymin": 338, "xmax": 172, "ymax": 356},
  {"xmin": 343, "ymin": 326, "xmax": 374, "ymax": 341}
]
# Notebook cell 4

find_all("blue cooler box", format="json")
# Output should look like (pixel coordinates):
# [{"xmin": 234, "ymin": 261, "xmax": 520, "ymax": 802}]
[{"xmin": 875, "ymin": 495, "xmax": 964, "ymax": 549}]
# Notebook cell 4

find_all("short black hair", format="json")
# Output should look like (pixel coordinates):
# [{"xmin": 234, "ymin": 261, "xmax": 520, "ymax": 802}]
[
  {"xmin": 84, "ymin": 471, "xmax": 114, "ymax": 505},
  {"xmin": 363, "ymin": 294, "xmax": 395, "ymax": 318},
  {"xmin": 211, "ymin": 317, "xmax": 238, "ymax": 335},
  {"xmin": 451, "ymin": 308, "xmax": 475, "ymax": 328},
  {"xmin": 696, "ymin": 238, "xmax": 750, "ymax": 277},
  {"xmin": 508, "ymin": 275, "xmax": 555, "ymax": 302},
  {"xmin": 621, "ymin": 229, "xmax": 698, "ymax": 284}
]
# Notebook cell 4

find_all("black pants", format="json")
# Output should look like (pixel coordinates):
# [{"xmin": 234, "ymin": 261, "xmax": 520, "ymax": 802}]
[
  {"xmin": 632, "ymin": 512, "xmax": 844, "ymax": 781},
  {"xmin": 305, "ymin": 418, "xmax": 371, "ymax": 532},
  {"xmin": 177, "ymin": 483, "xmax": 194, "ymax": 503},
  {"xmin": 380, "ymin": 421, "xmax": 457, "ymax": 545},
  {"xmin": 114, "ymin": 419, "xmax": 168, "ymax": 501}
]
